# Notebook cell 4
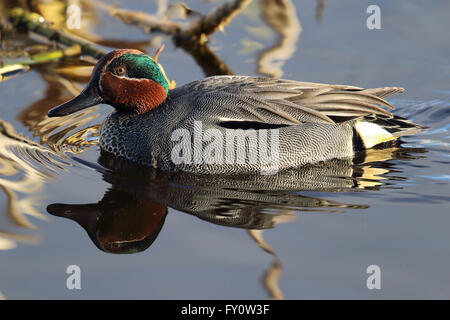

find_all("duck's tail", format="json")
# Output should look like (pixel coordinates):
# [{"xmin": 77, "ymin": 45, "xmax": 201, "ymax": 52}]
[{"xmin": 353, "ymin": 114, "xmax": 426, "ymax": 150}]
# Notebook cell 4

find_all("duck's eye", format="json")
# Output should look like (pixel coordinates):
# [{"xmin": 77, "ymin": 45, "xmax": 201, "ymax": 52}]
[{"xmin": 115, "ymin": 66, "xmax": 126, "ymax": 75}]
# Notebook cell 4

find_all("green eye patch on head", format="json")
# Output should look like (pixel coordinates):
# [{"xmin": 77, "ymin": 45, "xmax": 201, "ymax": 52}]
[{"xmin": 108, "ymin": 53, "xmax": 169, "ymax": 93}]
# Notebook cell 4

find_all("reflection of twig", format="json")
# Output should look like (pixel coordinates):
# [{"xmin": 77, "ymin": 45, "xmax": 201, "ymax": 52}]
[
  {"xmin": 247, "ymin": 209, "xmax": 295, "ymax": 300},
  {"xmin": 175, "ymin": 39, "xmax": 233, "ymax": 76},
  {"xmin": 316, "ymin": 0, "xmax": 325, "ymax": 22},
  {"xmin": 0, "ymin": 119, "xmax": 57, "ymax": 250},
  {"xmin": 17, "ymin": 72, "xmax": 78, "ymax": 131},
  {"xmin": 1, "ymin": 184, "xmax": 36, "ymax": 229},
  {"xmin": 257, "ymin": 0, "xmax": 301, "ymax": 78},
  {"xmin": 263, "ymin": 260, "xmax": 284, "ymax": 300},
  {"xmin": 248, "ymin": 229, "xmax": 285, "ymax": 299},
  {"xmin": 0, "ymin": 230, "xmax": 39, "ymax": 246},
  {"xmin": 0, "ymin": 71, "xmax": 101, "ymax": 251},
  {"xmin": 248, "ymin": 229, "xmax": 275, "ymax": 255}
]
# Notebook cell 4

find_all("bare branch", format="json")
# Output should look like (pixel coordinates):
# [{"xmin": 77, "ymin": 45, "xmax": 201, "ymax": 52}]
[
  {"xmin": 96, "ymin": 0, "xmax": 253, "ymax": 42},
  {"xmin": 181, "ymin": 0, "xmax": 253, "ymax": 41},
  {"xmin": 108, "ymin": 6, "xmax": 182, "ymax": 36}
]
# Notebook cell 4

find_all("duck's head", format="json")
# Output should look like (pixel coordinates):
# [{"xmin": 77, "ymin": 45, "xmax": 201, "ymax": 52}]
[{"xmin": 48, "ymin": 47, "xmax": 175, "ymax": 117}]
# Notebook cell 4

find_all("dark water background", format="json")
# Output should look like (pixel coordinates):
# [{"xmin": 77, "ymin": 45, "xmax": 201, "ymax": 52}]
[{"xmin": 0, "ymin": 0, "xmax": 449, "ymax": 299}]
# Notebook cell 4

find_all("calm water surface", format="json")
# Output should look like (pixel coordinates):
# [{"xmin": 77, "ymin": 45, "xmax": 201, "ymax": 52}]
[{"xmin": 0, "ymin": 0, "xmax": 449, "ymax": 299}]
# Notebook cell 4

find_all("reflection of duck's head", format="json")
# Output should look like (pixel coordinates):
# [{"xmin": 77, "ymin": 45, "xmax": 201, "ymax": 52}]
[{"xmin": 47, "ymin": 189, "xmax": 167, "ymax": 254}]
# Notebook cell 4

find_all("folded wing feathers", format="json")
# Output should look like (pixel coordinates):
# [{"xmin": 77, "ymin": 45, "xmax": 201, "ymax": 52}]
[
  {"xmin": 271, "ymin": 99, "xmax": 335, "ymax": 124},
  {"xmin": 244, "ymin": 96, "xmax": 301, "ymax": 124},
  {"xmin": 196, "ymin": 76, "xmax": 403, "ymax": 125},
  {"xmin": 291, "ymin": 92, "xmax": 396, "ymax": 110},
  {"xmin": 359, "ymin": 87, "xmax": 404, "ymax": 98},
  {"xmin": 240, "ymin": 79, "xmax": 403, "ymax": 124},
  {"xmin": 305, "ymin": 100, "xmax": 393, "ymax": 117}
]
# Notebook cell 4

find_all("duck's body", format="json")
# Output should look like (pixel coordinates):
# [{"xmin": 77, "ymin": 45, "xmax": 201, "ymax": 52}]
[{"xmin": 49, "ymin": 49, "xmax": 423, "ymax": 174}]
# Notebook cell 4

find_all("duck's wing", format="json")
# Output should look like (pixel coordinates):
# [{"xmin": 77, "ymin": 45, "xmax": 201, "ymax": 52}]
[{"xmin": 178, "ymin": 76, "xmax": 403, "ymax": 125}]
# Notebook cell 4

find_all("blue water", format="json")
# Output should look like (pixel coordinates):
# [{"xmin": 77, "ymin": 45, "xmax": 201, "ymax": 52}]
[{"xmin": 0, "ymin": 0, "xmax": 449, "ymax": 299}]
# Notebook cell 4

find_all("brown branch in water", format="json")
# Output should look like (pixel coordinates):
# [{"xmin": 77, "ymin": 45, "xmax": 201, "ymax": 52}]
[
  {"xmin": 180, "ymin": 0, "xmax": 253, "ymax": 41},
  {"xmin": 99, "ymin": 0, "xmax": 252, "ymax": 42},
  {"xmin": 316, "ymin": 0, "xmax": 325, "ymax": 22},
  {"xmin": 108, "ymin": 6, "xmax": 182, "ymax": 36}
]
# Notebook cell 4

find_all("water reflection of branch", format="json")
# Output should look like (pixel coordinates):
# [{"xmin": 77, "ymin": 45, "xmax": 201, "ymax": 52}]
[
  {"xmin": 316, "ymin": 0, "xmax": 325, "ymax": 22},
  {"xmin": 0, "ymin": 65, "xmax": 101, "ymax": 250},
  {"xmin": 175, "ymin": 38, "xmax": 234, "ymax": 76},
  {"xmin": 249, "ymin": 229, "xmax": 284, "ymax": 299},
  {"xmin": 0, "ymin": 230, "xmax": 39, "ymax": 248},
  {"xmin": 0, "ymin": 119, "xmax": 58, "ymax": 250},
  {"xmin": 263, "ymin": 260, "xmax": 284, "ymax": 300},
  {"xmin": 17, "ymin": 73, "xmax": 81, "ymax": 129},
  {"xmin": 257, "ymin": 0, "xmax": 301, "ymax": 78},
  {"xmin": 0, "ymin": 72, "xmax": 102, "ymax": 251},
  {"xmin": 248, "ymin": 210, "xmax": 295, "ymax": 300}
]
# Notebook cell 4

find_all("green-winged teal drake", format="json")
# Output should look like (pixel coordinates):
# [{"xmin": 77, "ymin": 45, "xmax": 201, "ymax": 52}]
[{"xmin": 48, "ymin": 48, "xmax": 423, "ymax": 174}]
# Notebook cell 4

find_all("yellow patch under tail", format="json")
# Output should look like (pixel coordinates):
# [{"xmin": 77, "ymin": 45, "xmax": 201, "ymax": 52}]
[{"xmin": 354, "ymin": 120, "xmax": 396, "ymax": 149}]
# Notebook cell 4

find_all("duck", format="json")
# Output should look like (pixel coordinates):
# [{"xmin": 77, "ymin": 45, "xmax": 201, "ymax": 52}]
[{"xmin": 48, "ymin": 47, "xmax": 423, "ymax": 175}]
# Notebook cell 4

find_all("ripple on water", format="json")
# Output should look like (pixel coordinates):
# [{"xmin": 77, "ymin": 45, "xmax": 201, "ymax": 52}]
[{"xmin": 0, "ymin": 107, "xmax": 102, "ymax": 250}]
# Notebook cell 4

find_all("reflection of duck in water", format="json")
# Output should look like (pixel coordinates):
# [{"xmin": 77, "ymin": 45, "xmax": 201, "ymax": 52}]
[
  {"xmin": 48, "ymin": 48, "xmax": 424, "ymax": 174},
  {"xmin": 47, "ymin": 144, "xmax": 425, "ymax": 254},
  {"xmin": 48, "ymin": 189, "xmax": 167, "ymax": 254}
]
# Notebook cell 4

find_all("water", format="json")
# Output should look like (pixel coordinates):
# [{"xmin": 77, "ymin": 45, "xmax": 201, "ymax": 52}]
[{"xmin": 0, "ymin": 0, "xmax": 449, "ymax": 299}]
